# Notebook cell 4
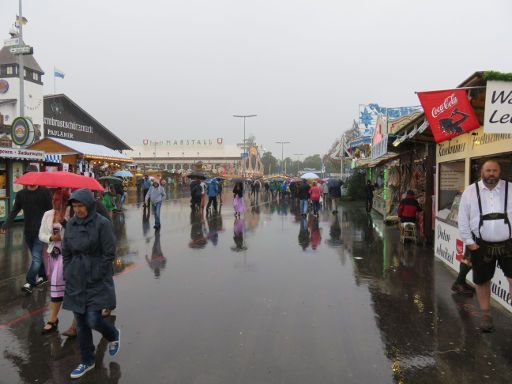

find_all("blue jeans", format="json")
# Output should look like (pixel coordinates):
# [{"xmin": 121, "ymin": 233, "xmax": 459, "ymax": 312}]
[
  {"xmin": 74, "ymin": 311, "xmax": 119, "ymax": 365},
  {"xmin": 25, "ymin": 235, "xmax": 45, "ymax": 286},
  {"xmin": 312, "ymin": 200, "xmax": 320, "ymax": 215},
  {"xmin": 152, "ymin": 201, "xmax": 162, "ymax": 227},
  {"xmin": 300, "ymin": 199, "xmax": 308, "ymax": 215}
]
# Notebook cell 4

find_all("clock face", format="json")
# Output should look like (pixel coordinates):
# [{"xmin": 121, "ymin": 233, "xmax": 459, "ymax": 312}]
[
  {"xmin": 25, "ymin": 93, "xmax": 43, "ymax": 111},
  {"xmin": 0, "ymin": 80, "xmax": 8, "ymax": 94}
]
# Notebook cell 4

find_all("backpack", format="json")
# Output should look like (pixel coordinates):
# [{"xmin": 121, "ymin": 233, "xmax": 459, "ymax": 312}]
[
  {"xmin": 310, "ymin": 187, "xmax": 321, "ymax": 200},
  {"xmin": 191, "ymin": 183, "xmax": 202, "ymax": 199},
  {"xmin": 207, "ymin": 182, "xmax": 219, "ymax": 196}
]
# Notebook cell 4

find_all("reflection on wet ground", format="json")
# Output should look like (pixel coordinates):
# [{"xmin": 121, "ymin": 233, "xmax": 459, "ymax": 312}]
[{"xmin": 1, "ymin": 190, "xmax": 512, "ymax": 383}]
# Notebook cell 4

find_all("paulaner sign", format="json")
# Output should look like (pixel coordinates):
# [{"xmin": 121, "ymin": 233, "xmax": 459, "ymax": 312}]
[
  {"xmin": 43, "ymin": 95, "xmax": 130, "ymax": 150},
  {"xmin": 44, "ymin": 117, "xmax": 94, "ymax": 134},
  {"xmin": 484, "ymin": 80, "xmax": 512, "ymax": 134}
]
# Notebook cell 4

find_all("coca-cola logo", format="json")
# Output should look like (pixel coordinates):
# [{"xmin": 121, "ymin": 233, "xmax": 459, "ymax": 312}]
[
  {"xmin": 432, "ymin": 93, "xmax": 458, "ymax": 118},
  {"xmin": 456, "ymin": 239, "xmax": 464, "ymax": 254}
]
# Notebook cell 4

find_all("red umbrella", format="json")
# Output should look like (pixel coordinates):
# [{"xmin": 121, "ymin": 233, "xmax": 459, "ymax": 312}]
[{"xmin": 15, "ymin": 172, "xmax": 104, "ymax": 191}]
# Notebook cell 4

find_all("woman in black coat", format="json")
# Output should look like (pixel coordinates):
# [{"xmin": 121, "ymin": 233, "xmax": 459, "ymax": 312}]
[{"xmin": 63, "ymin": 189, "xmax": 120, "ymax": 379}]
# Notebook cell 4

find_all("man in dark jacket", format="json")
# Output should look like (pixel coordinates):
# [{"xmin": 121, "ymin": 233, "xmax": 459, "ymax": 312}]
[
  {"xmin": 1, "ymin": 166, "xmax": 52, "ymax": 293},
  {"xmin": 63, "ymin": 189, "xmax": 120, "ymax": 379},
  {"xmin": 365, "ymin": 180, "xmax": 375, "ymax": 213},
  {"xmin": 328, "ymin": 179, "xmax": 343, "ymax": 214},
  {"xmin": 190, "ymin": 179, "xmax": 202, "ymax": 212},
  {"xmin": 297, "ymin": 179, "xmax": 311, "ymax": 216}
]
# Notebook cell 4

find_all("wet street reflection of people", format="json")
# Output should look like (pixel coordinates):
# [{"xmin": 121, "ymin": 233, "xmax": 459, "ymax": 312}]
[
  {"xmin": 142, "ymin": 202, "xmax": 151, "ymax": 232},
  {"xmin": 326, "ymin": 213, "xmax": 343, "ymax": 247},
  {"xmin": 309, "ymin": 216, "xmax": 321, "ymax": 250},
  {"xmin": 189, "ymin": 212, "xmax": 207, "ymax": 249},
  {"xmin": 206, "ymin": 212, "xmax": 223, "ymax": 246},
  {"xmin": 231, "ymin": 218, "xmax": 247, "ymax": 251},
  {"xmin": 298, "ymin": 216, "xmax": 310, "ymax": 250},
  {"xmin": 146, "ymin": 233, "xmax": 166, "ymax": 278}
]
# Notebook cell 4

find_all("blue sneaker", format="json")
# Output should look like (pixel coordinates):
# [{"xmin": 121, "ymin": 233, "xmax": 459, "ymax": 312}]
[
  {"xmin": 109, "ymin": 328, "xmax": 121, "ymax": 357},
  {"xmin": 70, "ymin": 362, "xmax": 95, "ymax": 379}
]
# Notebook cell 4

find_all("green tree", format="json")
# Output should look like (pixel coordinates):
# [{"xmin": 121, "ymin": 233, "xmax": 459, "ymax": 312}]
[
  {"xmin": 302, "ymin": 154, "xmax": 322, "ymax": 170},
  {"xmin": 261, "ymin": 151, "xmax": 278, "ymax": 175}
]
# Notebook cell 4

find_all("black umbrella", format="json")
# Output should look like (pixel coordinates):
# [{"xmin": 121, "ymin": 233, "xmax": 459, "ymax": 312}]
[
  {"xmin": 327, "ymin": 178, "xmax": 342, "ymax": 188},
  {"xmin": 99, "ymin": 176, "xmax": 122, "ymax": 184},
  {"xmin": 187, "ymin": 172, "xmax": 207, "ymax": 180}
]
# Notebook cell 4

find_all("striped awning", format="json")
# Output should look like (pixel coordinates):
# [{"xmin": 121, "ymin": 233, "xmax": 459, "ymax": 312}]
[{"xmin": 44, "ymin": 154, "xmax": 62, "ymax": 163}]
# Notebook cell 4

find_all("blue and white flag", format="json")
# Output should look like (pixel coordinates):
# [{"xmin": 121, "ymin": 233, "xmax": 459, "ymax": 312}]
[{"xmin": 54, "ymin": 67, "xmax": 65, "ymax": 79}]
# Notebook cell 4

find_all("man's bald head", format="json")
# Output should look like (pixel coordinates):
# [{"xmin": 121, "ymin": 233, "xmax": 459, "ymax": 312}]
[{"xmin": 481, "ymin": 160, "xmax": 501, "ymax": 188}]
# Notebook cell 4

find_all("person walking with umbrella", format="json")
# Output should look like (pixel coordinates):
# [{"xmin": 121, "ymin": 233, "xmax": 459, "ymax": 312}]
[
  {"xmin": 297, "ymin": 178, "xmax": 311, "ymax": 217},
  {"xmin": 39, "ymin": 188, "xmax": 70, "ymax": 334},
  {"xmin": 0, "ymin": 165, "xmax": 52, "ymax": 293},
  {"xmin": 63, "ymin": 189, "xmax": 120, "ymax": 379},
  {"xmin": 309, "ymin": 181, "xmax": 322, "ymax": 216},
  {"xmin": 233, "ymin": 181, "xmax": 245, "ymax": 218},
  {"xmin": 328, "ymin": 178, "xmax": 343, "ymax": 214},
  {"xmin": 206, "ymin": 178, "xmax": 219, "ymax": 214}
]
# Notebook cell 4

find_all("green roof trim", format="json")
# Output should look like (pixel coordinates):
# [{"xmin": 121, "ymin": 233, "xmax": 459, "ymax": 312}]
[{"xmin": 483, "ymin": 71, "xmax": 512, "ymax": 82}]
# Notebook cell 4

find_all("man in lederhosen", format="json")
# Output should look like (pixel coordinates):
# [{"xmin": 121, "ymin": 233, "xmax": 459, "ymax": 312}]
[{"xmin": 458, "ymin": 159, "xmax": 512, "ymax": 332}]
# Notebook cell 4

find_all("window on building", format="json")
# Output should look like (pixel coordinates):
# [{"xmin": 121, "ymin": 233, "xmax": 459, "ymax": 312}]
[
  {"xmin": 6, "ymin": 66, "xmax": 13, "ymax": 75},
  {"xmin": 438, "ymin": 160, "xmax": 465, "ymax": 223},
  {"xmin": 32, "ymin": 72, "xmax": 38, "ymax": 81}
]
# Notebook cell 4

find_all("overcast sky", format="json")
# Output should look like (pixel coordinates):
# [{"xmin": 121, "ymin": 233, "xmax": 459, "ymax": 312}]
[{"xmin": 1, "ymin": 0, "xmax": 511, "ymax": 157}]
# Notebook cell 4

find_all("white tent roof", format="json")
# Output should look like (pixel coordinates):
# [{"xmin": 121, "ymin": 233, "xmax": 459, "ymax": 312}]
[{"xmin": 48, "ymin": 138, "xmax": 132, "ymax": 161}]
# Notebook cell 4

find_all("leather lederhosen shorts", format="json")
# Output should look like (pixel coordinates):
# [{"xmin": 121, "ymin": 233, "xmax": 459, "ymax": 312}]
[{"xmin": 469, "ymin": 238, "xmax": 512, "ymax": 284}]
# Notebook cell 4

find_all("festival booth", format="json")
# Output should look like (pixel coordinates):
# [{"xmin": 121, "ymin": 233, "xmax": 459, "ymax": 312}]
[
  {"xmin": 430, "ymin": 72, "xmax": 512, "ymax": 313},
  {"xmin": 387, "ymin": 113, "xmax": 436, "ymax": 243},
  {"xmin": 0, "ymin": 147, "xmax": 44, "ymax": 222},
  {"xmin": 28, "ymin": 137, "xmax": 132, "ymax": 176}
]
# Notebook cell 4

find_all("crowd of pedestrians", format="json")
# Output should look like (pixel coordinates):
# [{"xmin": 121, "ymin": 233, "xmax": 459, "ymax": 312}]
[
  {"xmin": 1, "ymin": 167, "xmax": 121, "ymax": 379},
  {"xmin": 8, "ymin": 159, "xmax": 511, "ymax": 382}
]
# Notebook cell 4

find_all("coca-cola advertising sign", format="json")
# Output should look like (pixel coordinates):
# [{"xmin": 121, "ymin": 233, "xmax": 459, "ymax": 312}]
[
  {"xmin": 417, "ymin": 89, "xmax": 480, "ymax": 143},
  {"xmin": 456, "ymin": 239, "xmax": 465, "ymax": 262}
]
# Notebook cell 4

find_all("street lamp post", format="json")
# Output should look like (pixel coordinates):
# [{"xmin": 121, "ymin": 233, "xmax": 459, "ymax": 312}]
[
  {"xmin": 233, "ymin": 114, "xmax": 257, "ymax": 178},
  {"xmin": 293, "ymin": 153, "xmax": 303, "ymax": 176},
  {"xmin": 275, "ymin": 141, "xmax": 290, "ymax": 174}
]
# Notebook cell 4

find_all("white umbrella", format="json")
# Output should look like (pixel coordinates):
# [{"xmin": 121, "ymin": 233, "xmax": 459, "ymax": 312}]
[{"xmin": 301, "ymin": 172, "xmax": 320, "ymax": 179}]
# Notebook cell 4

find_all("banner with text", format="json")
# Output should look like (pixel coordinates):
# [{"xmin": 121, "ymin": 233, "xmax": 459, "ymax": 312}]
[
  {"xmin": 484, "ymin": 80, "xmax": 512, "ymax": 133},
  {"xmin": 417, "ymin": 89, "xmax": 480, "ymax": 143}
]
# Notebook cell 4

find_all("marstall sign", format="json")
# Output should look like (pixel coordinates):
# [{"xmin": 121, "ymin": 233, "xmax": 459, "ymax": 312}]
[
  {"xmin": 417, "ymin": 89, "xmax": 480, "ymax": 143},
  {"xmin": 484, "ymin": 81, "xmax": 512, "ymax": 134}
]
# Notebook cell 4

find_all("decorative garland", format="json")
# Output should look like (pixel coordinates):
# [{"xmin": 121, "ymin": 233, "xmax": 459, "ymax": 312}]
[{"xmin": 483, "ymin": 71, "xmax": 512, "ymax": 82}]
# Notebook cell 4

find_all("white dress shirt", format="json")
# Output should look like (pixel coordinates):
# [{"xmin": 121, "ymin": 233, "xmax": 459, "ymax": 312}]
[{"xmin": 458, "ymin": 180, "xmax": 512, "ymax": 245}]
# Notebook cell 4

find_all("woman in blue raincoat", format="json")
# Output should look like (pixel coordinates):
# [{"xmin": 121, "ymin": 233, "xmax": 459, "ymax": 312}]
[{"xmin": 63, "ymin": 189, "xmax": 120, "ymax": 379}]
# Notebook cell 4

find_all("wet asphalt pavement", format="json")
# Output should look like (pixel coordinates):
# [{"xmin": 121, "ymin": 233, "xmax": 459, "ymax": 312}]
[{"xmin": 1, "ymin": 189, "xmax": 512, "ymax": 384}]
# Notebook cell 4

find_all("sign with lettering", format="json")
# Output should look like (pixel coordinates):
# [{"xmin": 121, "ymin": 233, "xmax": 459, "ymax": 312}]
[
  {"xmin": 417, "ymin": 89, "xmax": 480, "ymax": 143},
  {"xmin": 437, "ymin": 137, "xmax": 467, "ymax": 158},
  {"xmin": 0, "ymin": 147, "xmax": 44, "ymax": 161},
  {"xmin": 143, "ymin": 139, "xmax": 221, "ymax": 146},
  {"xmin": 484, "ymin": 80, "xmax": 512, "ymax": 134},
  {"xmin": 43, "ymin": 95, "xmax": 129, "ymax": 150}
]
